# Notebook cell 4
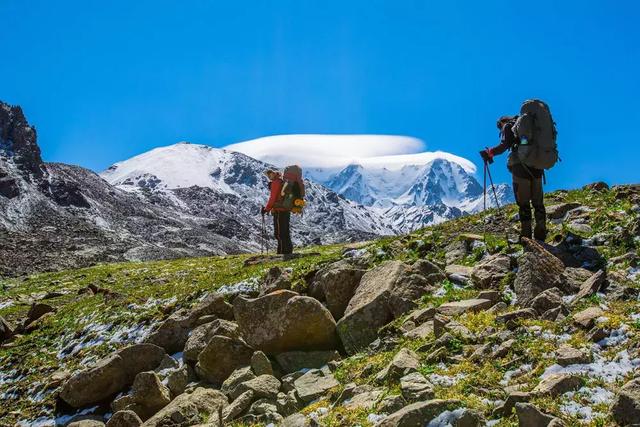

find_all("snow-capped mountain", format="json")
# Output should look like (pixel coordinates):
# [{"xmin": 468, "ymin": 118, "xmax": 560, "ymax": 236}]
[
  {"xmin": 227, "ymin": 135, "xmax": 514, "ymax": 232},
  {"xmin": 100, "ymin": 142, "xmax": 396, "ymax": 243}
]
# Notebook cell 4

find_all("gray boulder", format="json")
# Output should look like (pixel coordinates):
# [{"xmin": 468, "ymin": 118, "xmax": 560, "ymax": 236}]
[
  {"xmin": 308, "ymin": 260, "xmax": 366, "ymax": 319},
  {"xmin": 106, "ymin": 410, "xmax": 142, "ymax": 427},
  {"xmin": 196, "ymin": 335, "xmax": 254, "ymax": 385},
  {"xmin": 612, "ymin": 377, "xmax": 640, "ymax": 426},
  {"xmin": 376, "ymin": 399, "xmax": 460, "ymax": 427},
  {"xmin": 234, "ymin": 290, "xmax": 338, "ymax": 355},
  {"xmin": 471, "ymin": 254, "xmax": 512, "ymax": 289},
  {"xmin": 183, "ymin": 319, "xmax": 239, "ymax": 363},
  {"xmin": 514, "ymin": 238, "xmax": 567, "ymax": 304},
  {"xmin": 515, "ymin": 403, "xmax": 561, "ymax": 427},
  {"xmin": 275, "ymin": 350, "xmax": 341, "ymax": 374},
  {"xmin": 60, "ymin": 344, "xmax": 166, "ymax": 408},
  {"xmin": 375, "ymin": 348, "xmax": 420, "ymax": 383},
  {"xmin": 293, "ymin": 368, "xmax": 340, "ymax": 403},
  {"xmin": 142, "ymin": 387, "xmax": 228, "ymax": 426}
]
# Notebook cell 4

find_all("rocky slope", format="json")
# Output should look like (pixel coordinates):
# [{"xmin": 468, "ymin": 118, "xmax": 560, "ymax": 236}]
[
  {"xmin": 1, "ymin": 182, "xmax": 639, "ymax": 426},
  {"xmin": 0, "ymin": 102, "xmax": 391, "ymax": 277}
]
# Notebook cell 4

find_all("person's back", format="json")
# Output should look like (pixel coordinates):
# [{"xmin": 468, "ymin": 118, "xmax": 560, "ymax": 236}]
[{"xmin": 262, "ymin": 170, "xmax": 294, "ymax": 256}]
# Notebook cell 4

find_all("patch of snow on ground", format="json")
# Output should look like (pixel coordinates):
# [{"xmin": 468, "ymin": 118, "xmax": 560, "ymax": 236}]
[
  {"xmin": 543, "ymin": 350, "xmax": 640, "ymax": 383},
  {"xmin": 559, "ymin": 386, "xmax": 614, "ymax": 422},
  {"xmin": 308, "ymin": 407, "xmax": 329, "ymax": 421},
  {"xmin": 343, "ymin": 248, "xmax": 368, "ymax": 259},
  {"xmin": 628, "ymin": 266, "xmax": 640, "ymax": 280},
  {"xmin": 500, "ymin": 364, "xmax": 532, "ymax": 386},
  {"xmin": 426, "ymin": 408, "xmax": 468, "ymax": 426},
  {"xmin": 503, "ymin": 288, "xmax": 518, "ymax": 305},
  {"xmin": 217, "ymin": 277, "xmax": 260, "ymax": 296},
  {"xmin": 367, "ymin": 413, "xmax": 387, "ymax": 424},
  {"xmin": 0, "ymin": 300, "xmax": 13, "ymax": 309},
  {"xmin": 429, "ymin": 372, "xmax": 466, "ymax": 387},
  {"xmin": 598, "ymin": 324, "xmax": 631, "ymax": 347}
]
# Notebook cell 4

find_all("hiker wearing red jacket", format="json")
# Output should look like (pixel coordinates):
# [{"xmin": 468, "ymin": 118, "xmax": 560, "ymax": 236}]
[{"xmin": 262, "ymin": 170, "xmax": 293, "ymax": 256}]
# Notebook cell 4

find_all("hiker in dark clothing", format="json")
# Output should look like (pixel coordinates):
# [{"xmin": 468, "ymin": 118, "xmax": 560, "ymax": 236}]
[
  {"xmin": 481, "ymin": 115, "xmax": 547, "ymax": 241},
  {"xmin": 262, "ymin": 170, "xmax": 293, "ymax": 256}
]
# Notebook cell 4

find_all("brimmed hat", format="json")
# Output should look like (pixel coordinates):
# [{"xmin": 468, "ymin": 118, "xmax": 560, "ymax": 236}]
[{"xmin": 264, "ymin": 169, "xmax": 280, "ymax": 177}]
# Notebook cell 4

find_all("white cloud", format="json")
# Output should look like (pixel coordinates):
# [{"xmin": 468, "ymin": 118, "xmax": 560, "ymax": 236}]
[{"xmin": 225, "ymin": 134, "xmax": 476, "ymax": 173}]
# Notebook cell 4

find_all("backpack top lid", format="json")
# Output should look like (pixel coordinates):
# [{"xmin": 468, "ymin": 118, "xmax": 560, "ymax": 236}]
[{"xmin": 282, "ymin": 165, "xmax": 305, "ymax": 197}]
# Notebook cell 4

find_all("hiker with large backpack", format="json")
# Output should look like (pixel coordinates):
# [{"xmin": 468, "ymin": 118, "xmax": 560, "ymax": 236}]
[
  {"xmin": 480, "ymin": 99, "xmax": 559, "ymax": 241},
  {"xmin": 261, "ymin": 165, "xmax": 306, "ymax": 257}
]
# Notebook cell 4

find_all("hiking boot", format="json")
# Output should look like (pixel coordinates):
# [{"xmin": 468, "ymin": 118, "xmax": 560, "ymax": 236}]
[
  {"xmin": 534, "ymin": 223, "xmax": 548, "ymax": 241},
  {"xmin": 519, "ymin": 221, "xmax": 532, "ymax": 241}
]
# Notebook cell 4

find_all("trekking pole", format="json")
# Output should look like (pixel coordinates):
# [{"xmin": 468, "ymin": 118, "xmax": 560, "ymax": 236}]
[
  {"xmin": 485, "ymin": 161, "xmax": 512, "ymax": 248},
  {"xmin": 260, "ymin": 212, "xmax": 265, "ymax": 255}
]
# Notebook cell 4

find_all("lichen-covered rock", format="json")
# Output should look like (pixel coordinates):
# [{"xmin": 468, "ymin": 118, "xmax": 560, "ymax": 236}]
[
  {"xmin": 60, "ymin": 344, "xmax": 166, "ymax": 408},
  {"xmin": 196, "ymin": 335, "xmax": 253, "ymax": 385},
  {"xmin": 527, "ymin": 287, "xmax": 563, "ymax": 315},
  {"xmin": 234, "ymin": 290, "xmax": 338, "ymax": 355},
  {"xmin": 106, "ymin": 410, "xmax": 142, "ymax": 427},
  {"xmin": 183, "ymin": 319, "xmax": 239, "ymax": 363},
  {"xmin": 471, "ymin": 254, "xmax": 512, "ymax": 289},
  {"xmin": 293, "ymin": 368, "xmax": 340, "ymax": 403}
]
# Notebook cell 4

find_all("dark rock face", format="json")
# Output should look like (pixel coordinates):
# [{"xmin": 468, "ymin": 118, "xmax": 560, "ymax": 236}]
[{"xmin": 0, "ymin": 103, "xmax": 44, "ymax": 180}]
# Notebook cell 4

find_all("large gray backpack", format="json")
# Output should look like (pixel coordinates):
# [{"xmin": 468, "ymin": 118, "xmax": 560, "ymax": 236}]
[{"xmin": 512, "ymin": 99, "xmax": 558, "ymax": 170}]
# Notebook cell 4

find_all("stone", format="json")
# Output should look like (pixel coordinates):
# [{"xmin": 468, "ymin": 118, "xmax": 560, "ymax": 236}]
[
  {"xmin": 234, "ymin": 290, "xmax": 338, "ymax": 355},
  {"xmin": 145, "ymin": 315, "xmax": 192, "ymax": 355},
  {"xmin": 128, "ymin": 371, "xmax": 171, "ymax": 420},
  {"xmin": 405, "ymin": 307, "xmax": 436, "ymax": 324},
  {"xmin": 612, "ymin": 377, "xmax": 640, "ymax": 426},
  {"xmin": 562, "ymin": 267, "xmax": 594, "ymax": 294},
  {"xmin": 411, "ymin": 259, "xmax": 447, "ymax": 285},
  {"xmin": 496, "ymin": 308, "xmax": 536, "ymax": 327},
  {"xmin": 261, "ymin": 266, "xmax": 292, "ymax": 295},
  {"xmin": 248, "ymin": 397, "xmax": 279, "ymax": 415},
  {"xmin": 514, "ymin": 238, "xmax": 567, "ymax": 304},
  {"xmin": 191, "ymin": 292, "xmax": 235, "ymax": 321},
  {"xmin": 583, "ymin": 182, "xmax": 609, "ymax": 192},
  {"xmin": 142, "ymin": 387, "xmax": 228, "ymax": 427},
  {"xmin": 400, "ymin": 372, "xmax": 434, "ymax": 401},
  {"xmin": 165, "ymin": 366, "xmax": 189, "ymax": 397},
  {"xmin": 477, "ymin": 290, "xmax": 501, "ymax": 304},
  {"xmin": 527, "ymin": 287, "xmax": 563, "ymax": 315},
  {"xmin": 515, "ymin": 403, "xmax": 559, "ymax": 427},
  {"xmin": 222, "ymin": 390, "xmax": 254, "ymax": 422},
  {"xmin": 275, "ymin": 350, "xmax": 341, "ymax": 374},
  {"xmin": 0, "ymin": 315, "xmax": 14, "ymax": 342},
  {"xmin": 221, "ymin": 366, "xmax": 256, "ymax": 396},
  {"xmin": 342, "ymin": 386, "xmax": 384, "ymax": 410},
  {"xmin": 60, "ymin": 344, "xmax": 166, "ymax": 408},
  {"xmin": 106, "ymin": 410, "xmax": 142, "ymax": 427},
  {"xmin": 230, "ymin": 374, "xmax": 281, "ymax": 400},
  {"xmin": 471, "ymin": 254, "xmax": 512, "ymax": 289},
  {"xmin": 546, "ymin": 202, "xmax": 581, "ymax": 220},
  {"xmin": 196, "ymin": 335, "xmax": 253, "ymax": 385},
  {"xmin": 293, "ymin": 368, "xmax": 340, "ymax": 402},
  {"xmin": 445, "ymin": 264, "xmax": 472, "ymax": 284},
  {"xmin": 375, "ymin": 348, "xmax": 421, "ymax": 383},
  {"xmin": 67, "ymin": 419, "xmax": 105, "ymax": 427},
  {"xmin": 571, "ymin": 269, "xmax": 606, "ymax": 306},
  {"xmin": 376, "ymin": 399, "xmax": 460, "ymax": 427},
  {"xmin": 569, "ymin": 222, "xmax": 593, "ymax": 235},
  {"xmin": 492, "ymin": 391, "xmax": 530, "ymax": 418},
  {"xmin": 403, "ymin": 320, "xmax": 434, "ymax": 340},
  {"xmin": 308, "ymin": 260, "xmax": 366, "ymax": 319},
  {"xmin": 541, "ymin": 306, "xmax": 564, "ymax": 322},
  {"xmin": 573, "ymin": 306, "xmax": 604, "ymax": 329},
  {"xmin": 281, "ymin": 413, "xmax": 311, "ymax": 427},
  {"xmin": 276, "ymin": 390, "xmax": 301, "ymax": 416},
  {"xmin": 183, "ymin": 319, "xmax": 239, "ymax": 362},
  {"xmin": 437, "ymin": 299, "xmax": 493, "ymax": 316},
  {"xmin": 556, "ymin": 345, "xmax": 591, "ymax": 366},
  {"xmin": 492, "ymin": 339, "xmax": 516, "ymax": 359},
  {"xmin": 250, "ymin": 351, "xmax": 273, "ymax": 376},
  {"xmin": 424, "ymin": 346, "xmax": 448, "ymax": 363},
  {"xmin": 337, "ymin": 261, "xmax": 436, "ymax": 354},
  {"xmin": 445, "ymin": 240, "xmax": 469, "ymax": 264},
  {"xmin": 532, "ymin": 374, "xmax": 582, "ymax": 397},
  {"xmin": 26, "ymin": 302, "xmax": 55, "ymax": 323}
]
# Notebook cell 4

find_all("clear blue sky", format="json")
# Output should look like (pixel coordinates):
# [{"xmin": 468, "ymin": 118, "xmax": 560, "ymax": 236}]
[{"xmin": 1, "ymin": 0, "xmax": 638, "ymax": 189}]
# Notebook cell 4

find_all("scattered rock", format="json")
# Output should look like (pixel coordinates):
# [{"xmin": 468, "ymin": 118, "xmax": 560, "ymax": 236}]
[
  {"xmin": 572, "ymin": 306, "xmax": 604, "ymax": 329},
  {"xmin": 221, "ymin": 366, "xmax": 256, "ymax": 396},
  {"xmin": 556, "ymin": 344, "xmax": 591, "ymax": 366},
  {"xmin": 376, "ymin": 399, "xmax": 460, "ymax": 427},
  {"xmin": 196, "ymin": 335, "xmax": 253, "ymax": 385},
  {"xmin": 67, "ymin": 419, "xmax": 105, "ymax": 427},
  {"xmin": 445, "ymin": 264, "xmax": 473, "ymax": 284},
  {"xmin": 570, "ymin": 269, "xmax": 606, "ymax": 306},
  {"xmin": 471, "ymin": 254, "xmax": 512, "ymax": 289},
  {"xmin": 308, "ymin": 260, "xmax": 366, "ymax": 319},
  {"xmin": 546, "ymin": 202, "xmax": 581, "ymax": 220},
  {"xmin": 0, "ymin": 315, "xmax": 14, "ymax": 342},
  {"xmin": 496, "ymin": 308, "xmax": 536, "ymax": 327},
  {"xmin": 403, "ymin": 320, "xmax": 434, "ymax": 340},
  {"xmin": 251, "ymin": 351, "xmax": 273, "ymax": 376},
  {"xmin": 562, "ymin": 267, "xmax": 595, "ymax": 294},
  {"xmin": 222, "ymin": 389, "xmax": 254, "ymax": 422},
  {"xmin": 293, "ymin": 368, "xmax": 340, "ymax": 402},
  {"xmin": 583, "ymin": 181, "xmax": 609, "ymax": 192},
  {"xmin": 127, "ymin": 371, "xmax": 171, "ymax": 420},
  {"xmin": 612, "ymin": 377, "xmax": 640, "ymax": 426},
  {"xmin": 143, "ymin": 387, "xmax": 228, "ymax": 427},
  {"xmin": 375, "ymin": 348, "xmax": 421, "ymax": 383},
  {"xmin": 411, "ymin": 259, "xmax": 447, "ymax": 285},
  {"xmin": 105, "ymin": 410, "xmax": 142, "ymax": 427},
  {"xmin": 26, "ymin": 302, "xmax": 55, "ymax": 324},
  {"xmin": 405, "ymin": 307, "xmax": 436, "ymax": 324},
  {"xmin": 527, "ymin": 287, "xmax": 563, "ymax": 315},
  {"xmin": 145, "ymin": 315, "xmax": 192, "ymax": 355},
  {"xmin": 400, "ymin": 372, "xmax": 434, "ymax": 401},
  {"xmin": 276, "ymin": 390, "xmax": 301, "ymax": 416},
  {"xmin": 234, "ymin": 290, "xmax": 338, "ymax": 355},
  {"xmin": 60, "ymin": 343, "xmax": 166, "ymax": 408},
  {"xmin": 532, "ymin": 373, "xmax": 582, "ymax": 397},
  {"xmin": 514, "ymin": 238, "xmax": 566, "ymax": 304},
  {"xmin": 515, "ymin": 402, "xmax": 561, "ymax": 427},
  {"xmin": 275, "ymin": 350, "xmax": 341, "ymax": 374},
  {"xmin": 183, "ymin": 319, "xmax": 239, "ymax": 362},
  {"xmin": 165, "ymin": 365, "xmax": 190, "ymax": 397},
  {"xmin": 492, "ymin": 391, "xmax": 530, "ymax": 418},
  {"xmin": 437, "ymin": 299, "xmax": 493, "ymax": 316},
  {"xmin": 477, "ymin": 290, "xmax": 501, "ymax": 304},
  {"xmin": 230, "ymin": 374, "xmax": 281, "ymax": 401}
]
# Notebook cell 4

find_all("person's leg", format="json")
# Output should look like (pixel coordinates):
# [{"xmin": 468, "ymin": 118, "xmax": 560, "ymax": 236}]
[
  {"xmin": 513, "ymin": 175, "xmax": 533, "ymax": 239},
  {"xmin": 279, "ymin": 211, "xmax": 293, "ymax": 255},
  {"xmin": 531, "ymin": 177, "xmax": 547, "ymax": 240},
  {"xmin": 272, "ymin": 212, "xmax": 283, "ymax": 254}
]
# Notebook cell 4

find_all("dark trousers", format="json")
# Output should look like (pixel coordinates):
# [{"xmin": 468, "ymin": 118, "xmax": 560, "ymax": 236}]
[
  {"xmin": 513, "ymin": 174, "xmax": 546, "ymax": 239},
  {"xmin": 273, "ymin": 211, "xmax": 293, "ymax": 255}
]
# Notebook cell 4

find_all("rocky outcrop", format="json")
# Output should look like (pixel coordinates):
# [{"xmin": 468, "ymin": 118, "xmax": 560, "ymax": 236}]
[
  {"xmin": 308, "ymin": 260, "xmax": 366, "ymax": 319},
  {"xmin": 60, "ymin": 344, "xmax": 166, "ymax": 408},
  {"xmin": 233, "ymin": 290, "xmax": 338, "ymax": 354}
]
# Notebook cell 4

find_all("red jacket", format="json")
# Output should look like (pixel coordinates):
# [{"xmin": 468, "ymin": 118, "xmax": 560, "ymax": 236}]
[{"xmin": 265, "ymin": 178, "xmax": 285, "ymax": 212}]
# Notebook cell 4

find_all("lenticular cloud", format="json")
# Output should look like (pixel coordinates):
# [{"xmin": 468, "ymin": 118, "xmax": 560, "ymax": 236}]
[{"xmin": 225, "ymin": 134, "xmax": 475, "ymax": 173}]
